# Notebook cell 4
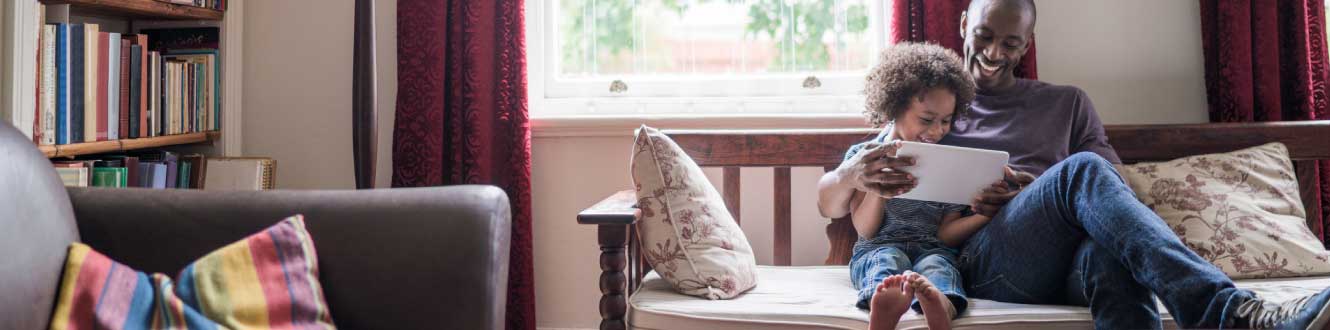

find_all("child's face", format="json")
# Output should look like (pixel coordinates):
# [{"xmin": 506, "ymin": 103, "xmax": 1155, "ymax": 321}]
[{"xmin": 891, "ymin": 87, "xmax": 957, "ymax": 144}]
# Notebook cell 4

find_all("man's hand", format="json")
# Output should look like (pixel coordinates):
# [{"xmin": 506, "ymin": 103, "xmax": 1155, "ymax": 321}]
[
  {"xmin": 970, "ymin": 166, "xmax": 1037, "ymax": 217},
  {"xmin": 837, "ymin": 141, "xmax": 918, "ymax": 198}
]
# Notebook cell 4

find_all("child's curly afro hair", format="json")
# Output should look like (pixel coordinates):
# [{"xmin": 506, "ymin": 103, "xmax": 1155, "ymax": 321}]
[{"xmin": 863, "ymin": 42, "xmax": 976, "ymax": 128}]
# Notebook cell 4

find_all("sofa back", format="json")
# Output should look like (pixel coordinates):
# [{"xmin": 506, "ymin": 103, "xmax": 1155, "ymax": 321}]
[
  {"xmin": 664, "ymin": 121, "xmax": 1330, "ymax": 266},
  {"xmin": 0, "ymin": 123, "xmax": 80, "ymax": 330}
]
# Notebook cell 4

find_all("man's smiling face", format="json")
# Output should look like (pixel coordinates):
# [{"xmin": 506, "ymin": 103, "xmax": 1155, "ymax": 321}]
[{"xmin": 961, "ymin": 0, "xmax": 1035, "ymax": 93}]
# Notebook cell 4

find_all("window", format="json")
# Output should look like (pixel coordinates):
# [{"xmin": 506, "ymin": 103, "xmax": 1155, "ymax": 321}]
[{"xmin": 532, "ymin": 0, "xmax": 890, "ymax": 117}]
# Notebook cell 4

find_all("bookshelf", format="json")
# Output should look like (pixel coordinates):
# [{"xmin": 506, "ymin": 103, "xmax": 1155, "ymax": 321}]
[
  {"xmin": 21, "ymin": 0, "xmax": 235, "ymax": 160},
  {"xmin": 40, "ymin": 130, "xmax": 217, "ymax": 157},
  {"xmin": 39, "ymin": 0, "xmax": 222, "ymax": 20}
]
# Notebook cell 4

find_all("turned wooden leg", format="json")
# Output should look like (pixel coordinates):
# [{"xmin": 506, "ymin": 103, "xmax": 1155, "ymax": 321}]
[{"xmin": 597, "ymin": 224, "xmax": 629, "ymax": 330}]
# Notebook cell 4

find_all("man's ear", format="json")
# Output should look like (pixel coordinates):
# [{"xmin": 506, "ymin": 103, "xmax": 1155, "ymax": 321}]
[{"xmin": 959, "ymin": 11, "xmax": 968, "ymax": 38}]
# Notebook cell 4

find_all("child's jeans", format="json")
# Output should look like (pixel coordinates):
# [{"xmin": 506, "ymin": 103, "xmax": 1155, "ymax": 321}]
[{"xmin": 850, "ymin": 242, "xmax": 968, "ymax": 317}]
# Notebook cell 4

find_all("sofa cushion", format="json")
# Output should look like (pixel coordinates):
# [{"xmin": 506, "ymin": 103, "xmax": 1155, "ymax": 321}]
[
  {"xmin": 631, "ymin": 125, "xmax": 757, "ymax": 299},
  {"xmin": 48, "ymin": 215, "xmax": 334, "ymax": 329},
  {"xmin": 0, "ymin": 123, "xmax": 79, "ymax": 329},
  {"xmin": 1116, "ymin": 142, "xmax": 1330, "ymax": 279}
]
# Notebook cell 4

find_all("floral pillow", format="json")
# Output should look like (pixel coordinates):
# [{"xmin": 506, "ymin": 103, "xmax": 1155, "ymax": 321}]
[
  {"xmin": 1117, "ymin": 142, "xmax": 1330, "ymax": 279},
  {"xmin": 631, "ymin": 125, "xmax": 757, "ymax": 299}
]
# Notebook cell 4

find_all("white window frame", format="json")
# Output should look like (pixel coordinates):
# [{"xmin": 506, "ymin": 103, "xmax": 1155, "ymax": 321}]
[{"xmin": 528, "ymin": 0, "xmax": 890, "ymax": 123}]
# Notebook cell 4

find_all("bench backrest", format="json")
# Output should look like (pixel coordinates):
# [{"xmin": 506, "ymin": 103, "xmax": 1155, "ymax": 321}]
[{"xmin": 665, "ymin": 121, "xmax": 1330, "ymax": 265}]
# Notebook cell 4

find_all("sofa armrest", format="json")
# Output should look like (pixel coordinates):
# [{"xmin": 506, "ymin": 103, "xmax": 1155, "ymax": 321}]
[
  {"xmin": 66, "ymin": 185, "xmax": 510, "ymax": 330},
  {"xmin": 577, "ymin": 190, "xmax": 640, "ymax": 330}
]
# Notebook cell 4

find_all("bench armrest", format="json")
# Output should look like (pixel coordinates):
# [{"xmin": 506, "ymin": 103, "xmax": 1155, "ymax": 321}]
[{"xmin": 577, "ymin": 190, "xmax": 641, "ymax": 330}]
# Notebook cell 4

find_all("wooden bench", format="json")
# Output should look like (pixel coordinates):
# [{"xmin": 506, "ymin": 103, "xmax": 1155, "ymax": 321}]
[{"xmin": 576, "ymin": 121, "xmax": 1330, "ymax": 330}]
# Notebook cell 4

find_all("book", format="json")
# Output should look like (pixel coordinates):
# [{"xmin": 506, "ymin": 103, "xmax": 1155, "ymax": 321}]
[
  {"xmin": 91, "ymin": 167, "xmax": 127, "ymax": 187},
  {"xmin": 180, "ymin": 153, "xmax": 206, "ymax": 189},
  {"xmin": 177, "ymin": 161, "xmax": 191, "ymax": 188},
  {"xmin": 69, "ymin": 24, "xmax": 85, "ymax": 143},
  {"xmin": 33, "ymin": 6, "xmax": 44, "ymax": 145},
  {"xmin": 204, "ymin": 157, "xmax": 274, "ymax": 191},
  {"xmin": 135, "ymin": 35, "xmax": 148, "ymax": 138},
  {"xmin": 149, "ymin": 51, "xmax": 160, "ymax": 137},
  {"xmin": 128, "ymin": 44, "xmax": 141, "ymax": 139},
  {"xmin": 137, "ymin": 162, "xmax": 168, "ymax": 189},
  {"xmin": 137, "ymin": 151, "xmax": 179, "ymax": 189},
  {"xmin": 104, "ymin": 156, "xmax": 141, "ymax": 188},
  {"xmin": 55, "ymin": 24, "xmax": 69, "ymax": 145},
  {"xmin": 41, "ymin": 24, "xmax": 57, "ymax": 145},
  {"xmin": 96, "ymin": 31, "xmax": 111, "ymax": 141},
  {"xmin": 106, "ymin": 32, "xmax": 122, "ymax": 141},
  {"xmin": 84, "ymin": 23, "xmax": 98, "ymax": 143},
  {"xmin": 118, "ymin": 38, "xmax": 130, "ymax": 140},
  {"xmin": 142, "ymin": 27, "xmax": 219, "ymax": 53},
  {"xmin": 56, "ymin": 167, "xmax": 89, "ymax": 187}
]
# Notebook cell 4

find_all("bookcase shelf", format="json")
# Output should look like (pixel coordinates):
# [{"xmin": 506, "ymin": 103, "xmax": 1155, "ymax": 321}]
[
  {"xmin": 40, "ymin": 131, "xmax": 220, "ymax": 158},
  {"xmin": 40, "ymin": 0, "xmax": 223, "ymax": 21}
]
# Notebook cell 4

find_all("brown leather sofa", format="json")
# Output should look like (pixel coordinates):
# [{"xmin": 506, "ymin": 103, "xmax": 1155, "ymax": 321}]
[{"xmin": 0, "ymin": 122, "xmax": 510, "ymax": 330}]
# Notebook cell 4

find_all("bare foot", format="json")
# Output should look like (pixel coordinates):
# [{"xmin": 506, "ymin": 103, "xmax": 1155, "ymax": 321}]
[
  {"xmin": 904, "ymin": 272, "xmax": 956, "ymax": 330},
  {"xmin": 869, "ymin": 275, "xmax": 912, "ymax": 330}
]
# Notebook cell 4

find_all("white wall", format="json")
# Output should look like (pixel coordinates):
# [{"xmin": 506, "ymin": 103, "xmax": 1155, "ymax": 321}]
[
  {"xmin": 242, "ymin": 0, "xmax": 395, "ymax": 189},
  {"xmin": 532, "ymin": 0, "xmax": 1211, "ymax": 328}
]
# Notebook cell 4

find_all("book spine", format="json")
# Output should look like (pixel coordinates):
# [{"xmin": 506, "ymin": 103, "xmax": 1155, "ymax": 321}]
[
  {"xmin": 150, "ymin": 52, "xmax": 159, "ymax": 137},
  {"xmin": 33, "ymin": 11, "xmax": 43, "ymax": 144},
  {"xmin": 69, "ymin": 24, "xmax": 84, "ymax": 143},
  {"xmin": 136, "ymin": 35, "xmax": 148, "ymax": 138},
  {"xmin": 261, "ymin": 160, "xmax": 275, "ymax": 190},
  {"xmin": 96, "ymin": 31, "xmax": 109, "ymax": 141},
  {"xmin": 84, "ymin": 24, "xmax": 98, "ymax": 143},
  {"xmin": 106, "ymin": 32, "xmax": 120, "ymax": 140},
  {"xmin": 189, "ymin": 63, "xmax": 197, "ymax": 132},
  {"xmin": 212, "ymin": 54, "xmax": 219, "ymax": 130},
  {"xmin": 128, "ymin": 44, "xmax": 141, "ymax": 139},
  {"xmin": 56, "ymin": 24, "xmax": 68, "ymax": 145},
  {"xmin": 118, "ymin": 38, "xmax": 130, "ymax": 140},
  {"xmin": 41, "ymin": 25, "xmax": 57, "ymax": 145}
]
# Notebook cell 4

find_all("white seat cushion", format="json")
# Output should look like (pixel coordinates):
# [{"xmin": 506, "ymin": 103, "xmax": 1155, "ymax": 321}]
[{"xmin": 629, "ymin": 265, "xmax": 1330, "ymax": 330}]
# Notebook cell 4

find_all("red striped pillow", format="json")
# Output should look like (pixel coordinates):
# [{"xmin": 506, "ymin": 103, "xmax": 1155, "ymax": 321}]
[{"xmin": 48, "ymin": 215, "xmax": 335, "ymax": 329}]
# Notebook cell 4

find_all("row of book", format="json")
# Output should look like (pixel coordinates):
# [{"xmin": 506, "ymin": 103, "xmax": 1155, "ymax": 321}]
[
  {"xmin": 30, "ymin": 4, "xmax": 221, "ymax": 146},
  {"xmin": 55, "ymin": 151, "xmax": 274, "ymax": 190},
  {"xmin": 56, "ymin": 151, "xmax": 203, "ymax": 188},
  {"xmin": 159, "ymin": 0, "xmax": 228, "ymax": 11}
]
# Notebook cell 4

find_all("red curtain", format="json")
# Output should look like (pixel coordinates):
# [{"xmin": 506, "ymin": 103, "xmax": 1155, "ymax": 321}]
[
  {"xmin": 1200, "ymin": 0, "xmax": 1330, "ymax": 243},
  {"xmin": 891, "ymin": 0, "xmax": 1038, "ymax": 79},
  {"xmin": 394, "ymin": 1, "xmax": 535, "ymax": 329}
]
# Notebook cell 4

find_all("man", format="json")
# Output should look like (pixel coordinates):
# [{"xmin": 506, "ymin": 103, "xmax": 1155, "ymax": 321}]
[{"xmin": 816, "ymin": 0, "xmax": 1330, "ymax": 329}]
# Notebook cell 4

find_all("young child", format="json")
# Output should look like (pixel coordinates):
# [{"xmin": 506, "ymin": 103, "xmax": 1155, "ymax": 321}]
[{"xmin": 846, "ymin": 42, "xmax": 989, "ymax": 330}]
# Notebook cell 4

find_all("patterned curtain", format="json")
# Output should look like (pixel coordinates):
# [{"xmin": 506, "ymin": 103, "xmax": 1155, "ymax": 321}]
[
  {"xmin": 891, "ymin": 0, "xmax": 1038, "ymax": 79},
  {"xmin": 394, "ymin": 1, "xmax": 535, "ymax": 329},
  {"xmin": 1199, "ymin": 0, "xmax": 1330, "ymax": 244}
]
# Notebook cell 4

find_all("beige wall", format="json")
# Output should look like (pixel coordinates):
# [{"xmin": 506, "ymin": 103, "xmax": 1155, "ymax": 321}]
[
  {"xmin": 1034, "ymin": 0, "xmax": 1209, "ymax": 125},
  {"xmin": 243, "ymin": 0, "xmax": 395, "ymax": 189}
]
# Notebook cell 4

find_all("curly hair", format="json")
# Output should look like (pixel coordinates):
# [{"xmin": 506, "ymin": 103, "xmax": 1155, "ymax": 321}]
[{"xmin": 863, "ymin": 42, "xmax": 976, "ymax": 128}]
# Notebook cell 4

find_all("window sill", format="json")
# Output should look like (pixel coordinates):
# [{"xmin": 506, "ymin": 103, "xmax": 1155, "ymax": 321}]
[{"xmin": 531, "ymin": 113, "xmax": 870, "ymax": 138}]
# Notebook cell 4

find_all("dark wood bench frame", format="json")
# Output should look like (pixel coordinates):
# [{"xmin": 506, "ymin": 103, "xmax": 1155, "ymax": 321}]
[{"xmin": 576, "ymin": 121, "xmax": 1330, "ymax": 330}]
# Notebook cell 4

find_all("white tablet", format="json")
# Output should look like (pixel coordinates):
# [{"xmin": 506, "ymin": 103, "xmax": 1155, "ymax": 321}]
[{"xmin": 888, "ymin": 141, "xmax": 1010, "ymax": 205}]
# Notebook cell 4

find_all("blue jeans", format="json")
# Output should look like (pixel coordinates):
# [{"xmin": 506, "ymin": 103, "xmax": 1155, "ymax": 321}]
[
  {"xmin": 850, "ymin": 243, "xmax": 968, "ymax": 316},
  {"xmin": 958, "ymin": 152, "xmax": 1253, "ymax": 329}
]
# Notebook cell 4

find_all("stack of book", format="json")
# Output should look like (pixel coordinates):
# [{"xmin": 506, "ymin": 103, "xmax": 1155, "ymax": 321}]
[
  {"xmin": 28, "ymin": 4, "xmax": 221, "ymax": 146},
  {"xmin": 158, "ymin": 0, "xmax": 227, "ymax": 11}
]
